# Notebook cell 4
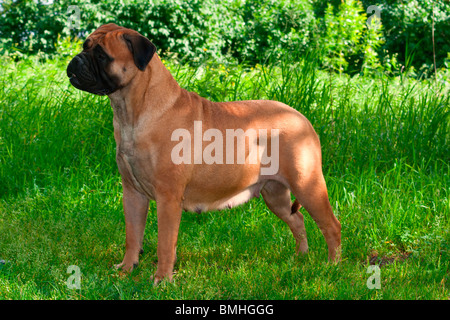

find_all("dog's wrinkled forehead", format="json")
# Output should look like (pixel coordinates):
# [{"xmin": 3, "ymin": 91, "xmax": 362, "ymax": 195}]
[
  {"xmin": 81, "ymin": 23, "xmax": 157, "ymax": 73},
  {"xmin": 84, "ymin": 23, "xmax": 128, "ymax": 50}
]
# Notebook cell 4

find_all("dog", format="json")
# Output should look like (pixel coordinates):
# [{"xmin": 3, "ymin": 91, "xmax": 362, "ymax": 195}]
[{"xmin": 67, "ymin": 23, "xmax": 341, "ymax": 284}]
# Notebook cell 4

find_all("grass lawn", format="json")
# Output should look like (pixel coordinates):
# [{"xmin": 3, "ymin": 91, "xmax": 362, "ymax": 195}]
[{"xmin": 0, "ymin": 55, "xmax": 448, "ymax": 299}]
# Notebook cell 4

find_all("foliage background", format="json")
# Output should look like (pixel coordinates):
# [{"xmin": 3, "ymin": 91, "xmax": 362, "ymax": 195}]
[{"xmin": 1, "ymin": 0, "xmax": 449, "ymax": 76}]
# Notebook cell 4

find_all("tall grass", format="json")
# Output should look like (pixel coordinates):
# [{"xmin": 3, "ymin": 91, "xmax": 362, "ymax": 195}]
[
  {"xmin": 0, "ymin": 58, "xmax": 115, "ymax": 197},
  {"xmin": 0, "ymin": 54, "xmax": 448, "ymax": 299}
]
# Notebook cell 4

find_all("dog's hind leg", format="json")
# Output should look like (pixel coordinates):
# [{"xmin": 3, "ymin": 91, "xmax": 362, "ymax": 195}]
[
  {"xmin": 261, "ymin": 180, "xmax": 308, "ymax": 255},
  {"xmin": 288, "ymin": 169, "xmax": 341, "ymax": 262}
]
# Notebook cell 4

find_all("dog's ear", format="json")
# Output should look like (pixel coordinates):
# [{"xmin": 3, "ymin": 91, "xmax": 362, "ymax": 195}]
[{"xmin": 123, "ymin": 33, "xmax": 156, "ymax": 71}]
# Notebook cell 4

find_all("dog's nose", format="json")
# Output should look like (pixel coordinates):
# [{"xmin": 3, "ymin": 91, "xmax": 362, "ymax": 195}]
[
  {"xmin": 67, "ymin": 54, "xmax": 96, "ymax": 83},
  {"xmin": 67, "ymin": 64, "xmax": 74, "ymax": 78},
  {"xmin": 67, "ymin": 55, "xmax": 81, "ymax": 78}
]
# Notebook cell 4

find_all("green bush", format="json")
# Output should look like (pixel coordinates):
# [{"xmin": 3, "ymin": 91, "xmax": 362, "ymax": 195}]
[
  {"xmin": 1, "ymin": 0, "xmax": 448, "ymax": 76},
  {"xmin": 320, "ymin": 0, "xmax": 384, "ymax": 75},
  {"xmin": 315, "ymin": 0, "xmax": 450, "ymax": 74},
  {"xmin": 215, "ymin": 0, "xmax": 317, "ymax": 64},
  {"xmin": 0, "ymin": 0, "xmax": 318, "ymax": 65},
  {"xmin": 378, "ymin": 0, "xmax": 450, "ymax": 75},
  {"xmin": 0, "ymin": 0, "xmax": 66, "ymax": 56}
]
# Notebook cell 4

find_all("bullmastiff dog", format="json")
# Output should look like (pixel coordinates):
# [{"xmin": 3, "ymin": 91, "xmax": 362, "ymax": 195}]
[{"xmin": 67, "ymin": 23, "xmax": 341, "ymax": 284}]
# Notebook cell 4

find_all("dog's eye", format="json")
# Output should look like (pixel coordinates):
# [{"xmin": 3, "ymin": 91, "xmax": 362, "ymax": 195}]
[{"xmin": 98, "ymin": 53, "xmax": 106, "ymax": 61}]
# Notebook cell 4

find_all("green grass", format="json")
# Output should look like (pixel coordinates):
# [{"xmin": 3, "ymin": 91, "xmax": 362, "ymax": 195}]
[{"xmin": 0, "ymin": 54, "xmax": 448, "ymax": 299}]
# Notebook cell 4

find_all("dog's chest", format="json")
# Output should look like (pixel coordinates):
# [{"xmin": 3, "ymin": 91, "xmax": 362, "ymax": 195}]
[
  {"xmin": 117, "ymin": 125, "xmax": 135, "ymax": 155},
  {"xmin": 115, "ymin": 142, "xmax": 155, "ymax": 199},
  {"xmin": 111, "ymin": 107, "xmax": 156, "ymax": 198}
]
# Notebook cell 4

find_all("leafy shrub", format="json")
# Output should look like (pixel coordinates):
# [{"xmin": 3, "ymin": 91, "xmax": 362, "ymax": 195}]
[
  {"xmin": 314, "ymin": 0, "xmax": 450, "ymax": 75},
  {"xmin": 0, "ymin": 0, "xmax": 318, "ymax": 65},
  {"xmin": 320, "ymin": 0, "xmax": 384, "ymax": 74},
  {"xmin": 0, "ymin": 0, "xmax": 448, "ymax": 76},
  {"xmin": 378, "ymin": 0, "xmax": 450, "ymax": 74},
  {"xmin": 0, "ymin": 0, "xmax": 66, "ymax": 56},
  {"xmin": 216, "ymin": 0, "xmax": 317, "ymax": 64}
]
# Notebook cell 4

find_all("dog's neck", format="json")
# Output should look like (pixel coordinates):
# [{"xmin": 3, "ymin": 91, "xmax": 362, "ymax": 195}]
[{"xmin": 108, "ymin": 54, "xmax": 182, "ymax": 126}]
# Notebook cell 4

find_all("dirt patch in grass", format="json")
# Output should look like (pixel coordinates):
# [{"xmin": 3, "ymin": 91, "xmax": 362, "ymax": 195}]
[{"xmin": 368, "ymin": 250, "xmax": 411, "ymax": 267}]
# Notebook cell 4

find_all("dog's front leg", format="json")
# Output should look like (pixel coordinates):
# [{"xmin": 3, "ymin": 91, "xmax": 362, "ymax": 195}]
[
  {"xmin": 116, "ymin": 180, "xmax": 149, "ymax": 272},
  {"xmin": 153, "ymin": 192, "xmax": 182, "ymax": 285}
]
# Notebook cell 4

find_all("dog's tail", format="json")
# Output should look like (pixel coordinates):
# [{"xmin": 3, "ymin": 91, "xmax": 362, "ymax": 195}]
[{"xmin": 291, "ymin": 199, "xmax": 302, "ymax": 214}]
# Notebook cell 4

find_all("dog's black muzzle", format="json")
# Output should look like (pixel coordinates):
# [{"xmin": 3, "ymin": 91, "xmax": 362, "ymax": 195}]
[
  {"xmin": 67, "ymin": 52, "xmax": 117, "ymax": 96},
  {"xmin": 67, "ymin": 53, "xmax": 96, "ymax": 89}
]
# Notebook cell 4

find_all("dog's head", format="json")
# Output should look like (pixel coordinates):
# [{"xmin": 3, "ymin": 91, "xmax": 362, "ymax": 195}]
[{"xmin": 66, "ymin": 23, "xmax": 156, "ymax": 95}]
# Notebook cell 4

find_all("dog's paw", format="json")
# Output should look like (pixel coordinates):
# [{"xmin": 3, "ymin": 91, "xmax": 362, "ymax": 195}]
[
  {"xmin": 115, "ymin": 260, "xmax": 138, "ymax": 272},
  {"xmin": 152, "ymin": 271, "xmax": 176, "ymax": 286}
]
